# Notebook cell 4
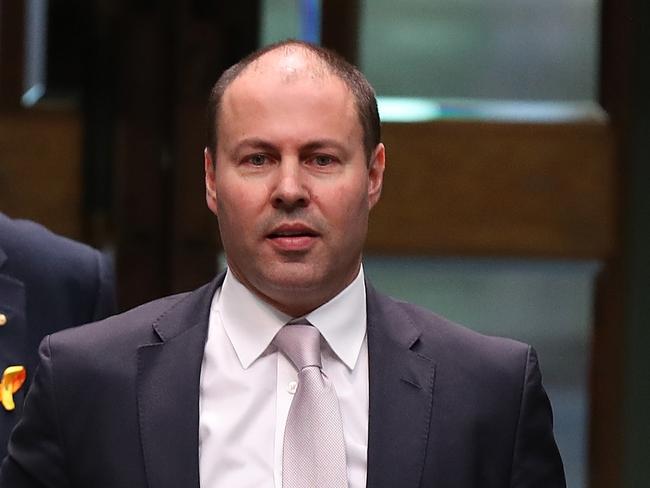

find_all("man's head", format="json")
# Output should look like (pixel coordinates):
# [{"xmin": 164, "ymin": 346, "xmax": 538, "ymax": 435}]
[
  {"xmin": 206, "ymin": 40, "xmax": 380, "ymax": 162},
  {"xmin": 204, "ymin": 40, "xmax": 385, "ymax": 316}
]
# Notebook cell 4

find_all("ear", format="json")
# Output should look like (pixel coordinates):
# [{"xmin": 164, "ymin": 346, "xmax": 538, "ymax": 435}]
[
  {"xmin": 367, "ymin": 143, "xmax": 385, "ymax": 210},
  {"xmin": 204, "ymin": 147, "xmax": 219, "ymax": 216}
]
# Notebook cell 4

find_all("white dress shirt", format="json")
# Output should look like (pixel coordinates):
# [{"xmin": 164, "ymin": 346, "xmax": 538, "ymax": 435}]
[{"xmin": 199, "ymin": 268, "xmax": 369, "ymax": 488}]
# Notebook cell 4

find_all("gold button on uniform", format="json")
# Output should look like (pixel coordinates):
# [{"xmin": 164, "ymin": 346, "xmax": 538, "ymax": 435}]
[{"xmin": 0, "ymin": 313, "xmax": 7, "ymax": 326}]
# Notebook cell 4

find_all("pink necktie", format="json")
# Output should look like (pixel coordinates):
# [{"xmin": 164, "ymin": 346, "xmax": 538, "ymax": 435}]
[{"xmin": 273, "ymin": 322, "xmax": 348, "ymax": 488}]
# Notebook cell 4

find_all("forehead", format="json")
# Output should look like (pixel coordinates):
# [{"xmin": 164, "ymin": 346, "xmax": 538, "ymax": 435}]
[
  {"xmin": 217, "ymin": 49, "xmax": 362, "ymax": 145},
  {"xmin": 225, "ymin": 48, "xmax": 348, "ymax": 104},
  {"xmin": 245, "ymin": 47, "xmax": 330, "ymax": 79}
]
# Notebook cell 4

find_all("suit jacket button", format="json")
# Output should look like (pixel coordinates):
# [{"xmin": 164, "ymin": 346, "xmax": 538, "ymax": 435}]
[{"xmin": 0, "ymin": 313, "xmax": 7, "ymax": 326}]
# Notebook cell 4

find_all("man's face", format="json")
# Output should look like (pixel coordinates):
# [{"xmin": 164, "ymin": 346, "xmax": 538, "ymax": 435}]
[{"xmin": 204, "ymin": 52, "xmax": 384, "ymax": 316}]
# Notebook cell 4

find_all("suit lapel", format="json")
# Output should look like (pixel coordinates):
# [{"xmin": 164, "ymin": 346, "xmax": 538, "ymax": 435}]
[
  {"xmin": 135, "ymin": 274, "xmax": 437, "ymax": 488},
  {"xmin": 365, "ymin": 282, "xmax": 436, "ymax": 488},
  {"xmin": 137, "ymin": 275, "xmax": 224, "ymax": 488}
]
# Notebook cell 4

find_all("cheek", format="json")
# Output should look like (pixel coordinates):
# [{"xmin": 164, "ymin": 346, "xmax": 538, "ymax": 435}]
[
  {"xmin": 324, "ymin": 185, "xmax": 369, "ymax": 229},
  {"xmin": 216, "ymin": 178, "xmax": 250, "ymax": 211},
  {"xmin": 216, "ymin": 185, "xmax": 268, "ymax": 237},
  {"xmin": 218, "ymin": 175, "xmax": 271, "ymax": 208},
  {"xmin": 215, "ymin": 190, "xmax": 244, "ymax": 228},
  {"xmin": 338, "ymin": 178, "xmax": 369, "ymax": 209}
]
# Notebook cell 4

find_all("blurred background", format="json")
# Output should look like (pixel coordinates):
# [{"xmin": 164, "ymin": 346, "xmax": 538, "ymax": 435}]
[{"xmin": 0, "ymin": 0, "xmax": 648, "ymax": 486}]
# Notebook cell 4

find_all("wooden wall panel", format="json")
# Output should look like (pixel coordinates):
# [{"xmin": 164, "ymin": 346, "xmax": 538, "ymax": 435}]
[
  {"xmin": 167, "ymin": 0, "xmax": 260, "ymax": 294},
  {"xmin": 170, "ymin": 103, "xmax": 220, "ymax": 292},
  {"xmin": 367, "ymin": 120, "xmax": 617, "ymax": 259},
  {"xmin": 112, "ymin": 7, "xmax": 173, "ymax": 309},
  {"xmin": 0, "ymin": 0, "xmax": 25, "ymax": 109},
  {"xmin": 591, "ymin": 259, "xmax": 624, "ymax": 488},
  {"xmin": 0, "ymin": 109, "xmax": 82, "ymax": 238},
  {"xmin": 322, "ymin": 0, "xmax": 360, "ymax": 64}
]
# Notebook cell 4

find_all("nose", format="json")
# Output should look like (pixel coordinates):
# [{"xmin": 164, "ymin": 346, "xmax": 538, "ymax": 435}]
[{"xmin": 271, "ymin": 164, "xmax": 310, "ymax": 210}]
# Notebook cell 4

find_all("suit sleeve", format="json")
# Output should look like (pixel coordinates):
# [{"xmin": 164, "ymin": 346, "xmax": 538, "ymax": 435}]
[
  {"xmin": 509, "ymin": 346, "xmax": 566, "ymax": 488},
  {"xmin": 0, "ymin": 337, "xmax": 71, "ymax": 488},
  {"xmin": 91, "ymin": 249, "xmax": 117, "ymax": 321}
]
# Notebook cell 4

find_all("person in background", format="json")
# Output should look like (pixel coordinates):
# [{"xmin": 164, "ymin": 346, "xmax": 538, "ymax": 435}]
[
  {"xmin": 0, "ymin": 212, "xmax": 116, "ymax": 460},
  {"xmin": 0, "ymin": 41, "xmax": 565, "ymax": 487}
]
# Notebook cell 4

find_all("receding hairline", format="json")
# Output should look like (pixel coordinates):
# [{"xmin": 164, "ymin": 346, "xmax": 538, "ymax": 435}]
[
  {"xmin": 220, "ymin": 45, "xmax": 352, "ymax": 116},
  {"xmin": 241, "ymin": 43, "xmax": 332, "ymax": 79},
  {"xmin": 207, "ymin": 40, "xmax": 381, "ymax": 160}
]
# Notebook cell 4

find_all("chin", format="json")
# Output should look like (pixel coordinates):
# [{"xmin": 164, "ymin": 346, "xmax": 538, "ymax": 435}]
[
  {"xmin": 259, "ymin": 263, "xmax": 330, "ymax": 296},
  {"xmin": 265, "ymin": 271, "xmax": 322, "ymax": 292}
]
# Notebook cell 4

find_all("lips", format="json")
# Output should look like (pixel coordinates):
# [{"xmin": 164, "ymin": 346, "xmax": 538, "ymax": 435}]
[{"xmin": 266, "ymin": 223, "xmax": 320, "ymax": 251}]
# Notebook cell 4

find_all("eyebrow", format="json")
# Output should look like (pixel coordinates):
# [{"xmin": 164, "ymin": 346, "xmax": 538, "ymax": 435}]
[
  {"xmin": 230, "ymin": 138, "xmax": 277, "ymax": 155},
  {"xmin": 230, "ymin": 138, "xmax": 349, "ymax": 157},
  {"xmin": 300, "ymin": 139, "xmax": 348, "ymax": 155}
]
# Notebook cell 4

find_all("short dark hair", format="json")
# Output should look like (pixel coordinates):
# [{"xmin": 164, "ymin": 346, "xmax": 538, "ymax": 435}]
[{"xmin": 206, "ymin": 40, "xmax": 380, "ymax": 161}]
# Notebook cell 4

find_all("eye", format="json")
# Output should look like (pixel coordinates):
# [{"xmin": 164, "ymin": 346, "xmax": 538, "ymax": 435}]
[
  {"xmin": 311, "ymin": 155, "xmax": 335, "ymax": 167},
  {"xmin": 245, "ymin": 154, "xmax": 268, "ymax": 166}
]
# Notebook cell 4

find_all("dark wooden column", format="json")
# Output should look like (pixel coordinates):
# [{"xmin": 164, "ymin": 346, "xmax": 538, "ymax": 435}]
[
  {"xmin": 112, "ymin": 0, "xmax": 260, "ymax": 309},
  {"xmin": 168, "ymin": 1, "xmax": 259, "ymax": 294},
  {"xmin": 113, "ymin": 1, "xmax": 175, "ymax": 309},
  {"xmin": 79, "ymin": 1, "xmax": 119, "ymax": 246},
  {"xmin": 0, "ymin": 0, "xmax": 25, "ymax": 110},
  {"xmin": 620, "ymin": 0, "xmax": 650, "ymax": 484},
  {"xmin": 593, "ymin": 0, "xmax": 650, "ymax": 486},
  {"xmin": 321, "ymin": 0, "xmax": 360, "ymax": 64}
]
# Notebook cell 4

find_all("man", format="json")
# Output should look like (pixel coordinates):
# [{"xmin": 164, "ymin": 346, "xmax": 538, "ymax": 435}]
[
  {"xmin": 0, "ymin": 212, "xmax": 116, "ymax": 461},
  {"xmin": 0, "ymin": 41, "xmax": 565, "ymax": 487}
]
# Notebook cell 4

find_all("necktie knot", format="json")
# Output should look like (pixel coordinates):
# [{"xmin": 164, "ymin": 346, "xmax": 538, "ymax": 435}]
[{"xmin": 273, "ymin": 321, "xmax": 322, "ymax": 371}]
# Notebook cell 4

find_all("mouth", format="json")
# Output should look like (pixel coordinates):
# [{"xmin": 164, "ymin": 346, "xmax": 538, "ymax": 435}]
[
  {"xmin": 268, "ymin": 225, "xmax": 319, "ymax": 239},
  {"xmin": 266, "ymin": 223, "xmax": 320, "ymax": 251}
]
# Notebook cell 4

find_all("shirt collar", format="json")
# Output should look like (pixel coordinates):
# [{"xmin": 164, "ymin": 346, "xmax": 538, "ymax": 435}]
[
  {"xmin": 304, "ymin": 268, "xmax": 366, "ymax": 370},
  {"xmin": 217, "ymin": 267, "xmax": 367, "ymax": 371},
  {"xmin": 217, "ymin": 270, "xmax": 290, "ymax": 369}
]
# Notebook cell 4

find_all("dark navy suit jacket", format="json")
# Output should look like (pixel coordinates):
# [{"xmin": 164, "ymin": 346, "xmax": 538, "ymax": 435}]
[
  {"xmin": 0, "ymin": 213, "xmax": 116, "ymax": 460},
  {"xmin": 0, "ymin": 272, "xmax": 565, "ymax": 487}
]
